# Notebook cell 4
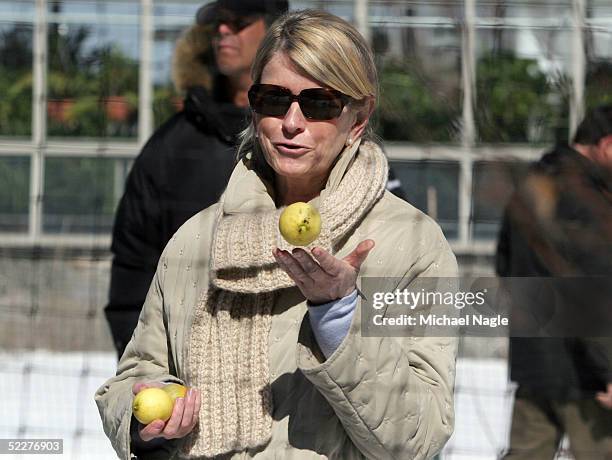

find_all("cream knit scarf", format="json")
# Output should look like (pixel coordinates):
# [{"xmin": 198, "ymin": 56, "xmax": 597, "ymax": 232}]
[{"xmin": 182, "ymin": 140, "xmax": 388, "ymax": 458}]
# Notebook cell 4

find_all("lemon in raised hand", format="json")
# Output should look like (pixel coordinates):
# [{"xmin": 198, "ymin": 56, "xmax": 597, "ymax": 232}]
[{"xmin": 279, "ymin": 202, "xmax": 321, "ymax": 246}]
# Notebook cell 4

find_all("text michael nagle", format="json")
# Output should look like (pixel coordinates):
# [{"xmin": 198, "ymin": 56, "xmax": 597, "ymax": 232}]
[{"xmin": 371, "ymin": 313, "xmax": 508, "ymax": 328}]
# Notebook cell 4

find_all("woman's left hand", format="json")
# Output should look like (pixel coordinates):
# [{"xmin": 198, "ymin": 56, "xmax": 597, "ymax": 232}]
[{"xmin": 273, "ymin": 239, "xmax": 375, "ymax": 305}]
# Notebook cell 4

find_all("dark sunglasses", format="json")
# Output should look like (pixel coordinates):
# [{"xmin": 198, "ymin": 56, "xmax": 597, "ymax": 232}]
[
  {"xmin": 209, "ymin": 10, "xmax": 261, "ymax": 33},
  {"xmin": 248, "ymin": 84, "xmax": 354, "ymax": 121}
]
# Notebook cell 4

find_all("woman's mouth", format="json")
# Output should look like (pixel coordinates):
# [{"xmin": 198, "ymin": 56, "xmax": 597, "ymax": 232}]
[{"xmin": 274, "ymin": 143, "xmax": 311, "ymax": 156}]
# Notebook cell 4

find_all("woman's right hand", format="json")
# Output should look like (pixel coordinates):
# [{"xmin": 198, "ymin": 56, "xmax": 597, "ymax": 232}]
[{"xmin": 131, "ymin": 382, "xmax": 201, "ymax": 442}]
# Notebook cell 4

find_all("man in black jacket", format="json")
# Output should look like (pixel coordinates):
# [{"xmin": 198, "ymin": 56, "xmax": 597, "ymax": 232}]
[
  {"xmin": 105, "ymin": 0, "xmax": 289, "ymax": 358},
  {"xmin": 497, "ymin": 105, "xmax": 612, "ymax": 458}
]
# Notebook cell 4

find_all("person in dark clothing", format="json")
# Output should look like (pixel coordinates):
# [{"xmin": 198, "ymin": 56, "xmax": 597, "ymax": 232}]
[
  {"xmin": 497, "ymin": 105, "xmax": 612, "ymax": 459},
  {"xmin": 105, "ymin": 0, "xmax": 289, "ymax": 358}
]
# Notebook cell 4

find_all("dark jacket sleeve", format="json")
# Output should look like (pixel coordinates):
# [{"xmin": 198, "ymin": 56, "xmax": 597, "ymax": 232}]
[
  {"xmin": 495, "ymin": 207, "xmax": 511, "ymax": 277},
  {"xmin": 386, "ymin": 166, "xmax": 406, "ymax": 200},
  {"xmin": 105, "ymin": 138, "xmax": 166, "ymax": 359}
]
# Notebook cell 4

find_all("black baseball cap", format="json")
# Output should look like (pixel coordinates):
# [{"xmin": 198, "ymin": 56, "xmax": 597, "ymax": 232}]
[{"xmin": 196, "ymin": 0, "xmax": 289, "ymax": 25}]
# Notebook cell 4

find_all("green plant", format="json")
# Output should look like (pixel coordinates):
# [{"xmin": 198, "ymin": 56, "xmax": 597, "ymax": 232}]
[
  {"xmin": 0, "ymin": 26, "xmax": 33, "ymax": 136},
  {"xmin": 45, "ymin": 26, "xmax": 139, "ymax": 138},
  {"xmin": 374, "ymin": 59, "xmax": 460, "ymax": 142},
  {"xmin": 475, "ymin": 52, "xmax": 568, "ymax": 143}
]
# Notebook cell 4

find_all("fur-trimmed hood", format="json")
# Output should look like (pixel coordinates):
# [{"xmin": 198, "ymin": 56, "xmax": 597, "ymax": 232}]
[
  {"xmin": 172, "ymin": 24, "xmax": 215, "ymax": 93},
  {"xmin": 171, "ymin": 24, "xmax": 247, "ymax": 142}
]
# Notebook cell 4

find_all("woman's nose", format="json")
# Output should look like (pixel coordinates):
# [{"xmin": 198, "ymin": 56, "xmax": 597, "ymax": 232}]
[{"xmin": 282, "ymin": 102, "xmax": 306, "ymax": 135}]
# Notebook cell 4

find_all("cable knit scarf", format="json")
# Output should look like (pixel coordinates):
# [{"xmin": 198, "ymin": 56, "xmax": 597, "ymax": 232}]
[{"xmin": 182, "ymin": 140, "xmax": 388, "ymax": 458}]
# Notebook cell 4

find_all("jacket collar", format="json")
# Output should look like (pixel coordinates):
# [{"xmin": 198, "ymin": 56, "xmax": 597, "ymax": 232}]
[
  {"xmin": 221, "ymin": 139, "xmax": 362, "ymax": 215},
  {"xmin": 184, "ymin": 86, "xmax": 249, "ymax": 143},
  {"xmin": 539, "ymin": 143, "xmax": 612, "ymax": 194}
]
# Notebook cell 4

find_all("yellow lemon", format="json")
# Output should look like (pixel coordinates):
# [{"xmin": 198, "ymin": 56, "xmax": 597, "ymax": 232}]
[
  {"xmin": 279, "ymin": 202, "xmax": 321, "ymax": 246},
  {"xmin": 163, "ymin": 383, "xmax": 188, "ymax": 402},
  {"xmin": 132, "ymin": 387, "xmax": 174, "ymax": 425}
]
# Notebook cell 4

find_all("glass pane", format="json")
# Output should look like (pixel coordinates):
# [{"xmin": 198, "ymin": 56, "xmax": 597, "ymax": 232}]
[
  {"xmin": 472, "ymin": 160, "xmax": 529, "ymax": 240},
  {"xmin": 390, "ymin": 160, "xmax": 459, "ymax": 239},
  {"xmin": 0, "ymin": 156, "xmax": 30, "ymax": 232},
  {"xmin": 152, "ymin": 2, "xmax": 198, "ymax": 128},
  {"xmin": 371, "ymin": 4, "xmax": 462, "ymax": 142},
  {"xmin": 372, "ymin": 0, "xmax": 462, "ymax": 19},
  {"xmin": 291, "ymin": 1, "xmax": 353, "ymax": 19},
  {"xmin": 43, "ymin": 157, "xmax": 129, "ymax": 234},
  {"xmin": 50, "ymin": 0, "xmax": 139, "ymax": 15},
  {"xmin": 47, "ymin": 1, "xmax": 140, "ymax": 139},
  {"xmin": 587, "ymin": 0, "xmax": 612, "ymax": 16},
  {"xmin": 476, "ymin": 0, "xmax": 572, "ymax": 19},
  {"xmin": 475, "ymin": 28, "xmax": 571, "ymax": 144},
  {"xmin": 0, "ymin": 19, "xmax": 33, "ymax": 137},
  {"xmin": 585, "ymin": 5, "xmax": 612, "ymax": 109},
  {"xmin": 0, "ymin": 1, "xmax": 34, "ymax": 17}
]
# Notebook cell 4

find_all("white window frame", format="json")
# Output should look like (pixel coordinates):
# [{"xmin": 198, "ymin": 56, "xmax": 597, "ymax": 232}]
[{"xmin": 0, "ymin": 0, "xmax": 608, "ymax": 256}]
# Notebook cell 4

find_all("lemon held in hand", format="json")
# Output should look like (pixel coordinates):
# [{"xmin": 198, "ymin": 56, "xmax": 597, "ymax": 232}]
[
  {"xmin": 279, "ymin": 202, "xmax": 321, "ymax": 246},
  {"xmin": 163, "ymin": 383, "xmax": 188, "ymax": 402},
  {"xmin": 132, "ymin": 387, "xmax": 174, "ymax": 425}
]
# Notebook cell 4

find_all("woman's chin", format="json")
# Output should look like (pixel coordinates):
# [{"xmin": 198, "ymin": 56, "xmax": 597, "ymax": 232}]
[
  {"xmin": 272, "ymin": 160, "xmax": 311, "ymax": 179},
  {"xmin": 277, "ymin": 168, "xmax": 309, "ymax": 180}
]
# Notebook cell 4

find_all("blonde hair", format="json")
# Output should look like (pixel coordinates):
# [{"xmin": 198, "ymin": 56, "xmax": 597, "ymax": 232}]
[{"xmin": 238, "ymin": 9, "xmax": 378, "ymax": 159}]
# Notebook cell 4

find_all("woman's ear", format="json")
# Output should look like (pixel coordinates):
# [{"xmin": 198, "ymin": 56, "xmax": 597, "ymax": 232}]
[{"xmin": 349, "ymin": 97, "xmax": 375, "ymax": 142}]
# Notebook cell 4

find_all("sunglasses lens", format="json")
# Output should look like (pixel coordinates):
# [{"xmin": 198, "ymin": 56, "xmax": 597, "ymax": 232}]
[
  {"xmin": 249, "ymin": 85, "xmax": 292, "ymax": 117},
  {"xmin": 234, "ymin": 17, "xmax": 256, "ymax": 31},
  {"xmin": 214, "ymin": 10, "xmax": 258, "ymax": 32},
  {"xmin": 299, "ymin": 89, "xmax": 344, "ymax": 120}
]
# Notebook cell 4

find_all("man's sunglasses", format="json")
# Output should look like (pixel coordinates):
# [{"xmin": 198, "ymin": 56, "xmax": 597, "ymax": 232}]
[
  {"xmin": 208, "ymin": 10, "xmax": 261, "ymax": 33},
  {"xmin": 248, "ymin": 84, "xmax": 354, "ymax": 121}
]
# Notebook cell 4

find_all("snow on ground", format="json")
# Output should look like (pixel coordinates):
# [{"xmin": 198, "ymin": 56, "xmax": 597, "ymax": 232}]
[
  {"xmin": 443, "ymin": 358, "xmax": 513, "ymax": 459},
  {"xmin": 0, "ymin": 351, "xmax": 514, "ymax": 459}
]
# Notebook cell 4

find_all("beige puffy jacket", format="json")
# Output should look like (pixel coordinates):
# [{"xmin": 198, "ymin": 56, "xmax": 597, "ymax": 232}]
[{"xmin": 95, "ymin": 142, "xmax": 458, "ymax": 460}]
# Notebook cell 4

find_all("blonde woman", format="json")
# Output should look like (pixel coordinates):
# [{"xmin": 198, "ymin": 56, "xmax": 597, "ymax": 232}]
[{"xmin": 96, "ymin": 10, "xmax": 457, "ymax": 460}]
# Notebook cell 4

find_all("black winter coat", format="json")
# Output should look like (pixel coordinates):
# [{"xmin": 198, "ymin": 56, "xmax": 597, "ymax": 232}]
[
  {"xmin": 105, "ymin": 86, "xmax": 248, "ymax": 357},
  {"xmin": 496, "ymin": 144, "xmax": 612, "ymax": 399}
]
